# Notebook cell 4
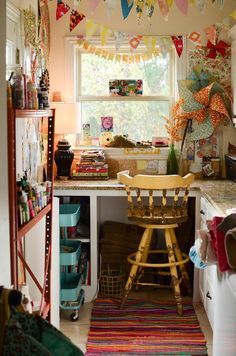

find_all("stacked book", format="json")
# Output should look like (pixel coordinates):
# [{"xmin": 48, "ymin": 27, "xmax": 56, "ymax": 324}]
[{"xmin": 72, "ymin": 150, "xmax": 108, "ymax": 180}]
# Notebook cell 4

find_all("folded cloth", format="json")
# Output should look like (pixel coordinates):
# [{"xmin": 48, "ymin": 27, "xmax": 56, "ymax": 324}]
[
  {"xmin": 225, "ymin": 227, "xmax": 236, "ymax": 268},
  {"xmin": 189, "ymin": 245, "xmax": 207, "ymax": 269},
  {"xmin": 209, "ymin": 216, "xmax": 231, "ymax": 272},
  {"xmin": 195, "ymin": 230, "xmax": 208, "ymax": 261},
  {"xmin": 217, "ymin": 213, "xmax": 236, "ymax": 233}
]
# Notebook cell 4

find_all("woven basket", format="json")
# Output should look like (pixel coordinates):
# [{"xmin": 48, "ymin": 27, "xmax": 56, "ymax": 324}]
[{"xmin": 99, "ymin": 266, "xmax": 125, "ymax": 298}]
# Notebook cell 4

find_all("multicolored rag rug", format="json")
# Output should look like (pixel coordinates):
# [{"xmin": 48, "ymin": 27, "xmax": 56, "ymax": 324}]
[{"xmin": 85, "ymin": 298, "xmax": 208, "ymax": 355}]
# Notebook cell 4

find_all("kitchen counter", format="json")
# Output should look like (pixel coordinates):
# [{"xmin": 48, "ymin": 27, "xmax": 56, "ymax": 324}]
[{"xmin": 54, "ymin": 178, "xmax": 236, "ymax": 216}]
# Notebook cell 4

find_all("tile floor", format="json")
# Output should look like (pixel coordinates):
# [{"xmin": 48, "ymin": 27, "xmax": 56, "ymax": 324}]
[{"xmin": 60, "ymin": 289, "xmax": 213, "ymax": 355}]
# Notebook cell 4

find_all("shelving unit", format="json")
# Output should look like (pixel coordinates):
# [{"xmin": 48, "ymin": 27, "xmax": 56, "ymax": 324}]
[{"xmin": 8, "ymin": 108, "xmax": 55, "ymax": 320}]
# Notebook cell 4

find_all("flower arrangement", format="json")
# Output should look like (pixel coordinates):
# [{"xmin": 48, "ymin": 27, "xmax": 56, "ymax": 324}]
[{"xmin": 163, "ymin": 99, "xmax": 186, "ymax": 144}]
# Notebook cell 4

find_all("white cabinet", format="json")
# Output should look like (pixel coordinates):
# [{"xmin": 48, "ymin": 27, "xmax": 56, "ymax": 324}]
[{"xmin": 199, "ymin": 196, "xmax": 219, "ymax": 329}]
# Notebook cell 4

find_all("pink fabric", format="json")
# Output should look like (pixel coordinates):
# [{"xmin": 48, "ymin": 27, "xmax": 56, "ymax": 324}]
[{"xmin": 207, "ymin": 216, "xmax": 231, "ymax": 272}]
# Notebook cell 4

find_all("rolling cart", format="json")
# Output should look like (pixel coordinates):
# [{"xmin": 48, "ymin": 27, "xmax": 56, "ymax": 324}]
[{"xmin": 59, "ymin": 204, "xmax": 85, "ymax": 321}]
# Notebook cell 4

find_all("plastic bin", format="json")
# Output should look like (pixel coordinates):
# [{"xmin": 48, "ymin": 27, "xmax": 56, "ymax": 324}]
[
  {"xmin": 60, "ymin": 240, "xmax": 82, "ymax": 266},
  {"xmin": 60, "ymin": 272, "xmax": 84, "ymax": 301},
  {"xmin": 59, "ymin": 204, "xmax": 80, "ymax": 227}
]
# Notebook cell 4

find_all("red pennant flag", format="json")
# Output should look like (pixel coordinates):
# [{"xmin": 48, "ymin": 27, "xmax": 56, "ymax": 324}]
[
  {"xmin": 171, "ymin": 36, "xmax": 183, "ymax": 57},
  {"xmin": 56, "ymin": 1, "xmax": 70, "ymax": 20},
  {"xmin": 70, "ymin": 10, "xmax": 85, "ymax": 32}
]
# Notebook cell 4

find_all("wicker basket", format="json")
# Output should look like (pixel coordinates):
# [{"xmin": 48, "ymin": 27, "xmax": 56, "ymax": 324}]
[{"xmin": 99, "ymin": 266, "xmax": 125, "ymax": 298}]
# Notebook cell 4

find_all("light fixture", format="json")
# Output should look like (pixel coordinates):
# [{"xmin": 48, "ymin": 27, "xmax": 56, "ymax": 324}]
[{"xmin": 51, "ymin": 102, "xmax": 81, "ymax": 179}]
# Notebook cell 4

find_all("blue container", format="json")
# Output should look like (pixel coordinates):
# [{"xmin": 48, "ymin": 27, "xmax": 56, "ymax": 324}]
[
  {"xmin": 60, "ymin": 240, "xmax": 81, "ymax": 265},
  {"xmin": 60, "ymin": 272, "xmax": 84, "ymax": 301},
  {"xmin": 59, "ymin": 204, "xmax": 80, "ymax": 227}
]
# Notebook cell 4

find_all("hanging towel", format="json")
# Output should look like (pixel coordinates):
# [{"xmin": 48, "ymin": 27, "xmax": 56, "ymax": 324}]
[
  {"xmin": 189, "ymin": 245, "xmax": 207, "ymax": 269},
  {"xmin": 225, "ymin": 227, "xmax": 236, "ymax": 268}
]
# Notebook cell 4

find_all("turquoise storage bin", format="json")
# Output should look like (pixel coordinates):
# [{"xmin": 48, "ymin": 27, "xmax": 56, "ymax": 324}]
[
  {"xmin": 60, "ymin": 240, "xmax": 82, "ymax": 265},
  {"xmin": 59, "ymin": 204, "xmax": 80, "ymax": 227},
  {"xmin": 60, "ymin": 272, "xmax": 84, "ymax": 301}
]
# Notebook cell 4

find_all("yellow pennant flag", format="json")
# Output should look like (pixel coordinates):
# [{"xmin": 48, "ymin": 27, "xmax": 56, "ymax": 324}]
[
  {"xmin": 100, "ymin": 25, "xmax": 112, "ymax": 46},
  {"xmin": 143, "ymin": 36, "xmax": 157, "ymax": 54},
  {"xmin": 86, "ymin": 19, "xmax": 98, "ymax": 37}
]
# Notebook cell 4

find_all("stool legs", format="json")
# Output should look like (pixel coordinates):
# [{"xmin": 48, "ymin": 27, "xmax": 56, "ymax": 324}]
[
  {"xmin": 165, "ymin": 228, "xmax": 183, "ymax": 316},
  {"xmin": 120, "ymin": 228, "xmax": 152, "ymax": 309},
  {"xmin": 170, "ymin": 228, "xmax": 192, "ymax": 296}
]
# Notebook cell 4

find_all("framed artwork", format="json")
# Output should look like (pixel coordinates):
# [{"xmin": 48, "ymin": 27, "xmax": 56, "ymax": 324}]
[
  {"xmin": 109, "ymin": 79, "xmax": 143, "ymax": 96},
  {"xmin": 101, "ymin": 117, "xmax": 113, "ymax": 132}
]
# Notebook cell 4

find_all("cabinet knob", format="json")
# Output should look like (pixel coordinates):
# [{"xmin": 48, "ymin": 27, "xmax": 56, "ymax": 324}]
[
  {"xmin": 206, "ymin": 291, "xmax": 212, "ymax": 300},
  {"xmin": 200, "ymin": 209, "xmax": 205, "ymax": 215}
]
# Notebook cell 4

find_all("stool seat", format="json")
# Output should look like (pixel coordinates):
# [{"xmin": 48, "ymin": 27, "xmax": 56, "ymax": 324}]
[{"xmin": 119, "ymin": 173, "xmax": 195, "ymax": 316}]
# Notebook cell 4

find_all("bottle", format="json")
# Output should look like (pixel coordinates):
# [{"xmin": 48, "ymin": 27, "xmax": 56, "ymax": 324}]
[
  {"xmin": 6, "ymin": 81, "xmax": 12, "ymax": 109},
  {"xmin": 167, "ymin": 143, "xmax": 178, "ymax": 175},
  {"xmin": 27, "ymin": 80, "xmax": 38, "ymax": 109},
  {"xmin": 12, "ymin": 68, "xmax": 25, "ymax": 109}
]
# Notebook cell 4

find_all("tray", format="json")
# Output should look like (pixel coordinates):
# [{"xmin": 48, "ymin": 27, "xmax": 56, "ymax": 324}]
[
  {"xmin": 59, "ymin": 204, "xmax": 80, "ymax": 227},
  {"xmin": 60, "ymin": 272, "xmax": 84, "ymax": 301},
  {"xmin": 60, "ymin": 240, "xmax": 82, "ymax": 265}
]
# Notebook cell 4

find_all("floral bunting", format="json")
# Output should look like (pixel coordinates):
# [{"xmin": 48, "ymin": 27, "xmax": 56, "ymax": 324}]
[
  {"xmin": 129, "ymin": 35, "xmax": 143, "ymax": 50},
  {"xmin": 56, "ymin": 0, "xmax": 70, "ymax": 20},
  {"xmin": 121, "ymin": 0, "xmax": 134, "ymax": 19},
  {"xmin": 104, "ymin": 0, "xmax": 116, "ymax": 16},
  {"xmin": 113, "ymin": 31, "xmax": 127, "ymax": 51},
  {"xmin": 157, "ymin": 0, "xmax": 170, "ymax": 21},
  {"xmin": 90, "ymin": 0, "xmax": 101, "ymax": 13},
  {"xmin": 174, "ymin": 0, "xmax": 188, "ymax": 16},
  {"xmin": 204, "ymin": 25, "xmax": 216, "ymax": 45},
  {"xmin": 135, "ymin": 0, "xmax": 144, "ymax": 21},
  {"xmin": 86, "ymin": 19, "xmax": 98, "ymax": 37},
  {"xmin": 171, "ymin": 36, "xmax": 184, "ymax": 57},
  {"xmin": 70, "ymin": 9, "xmax": 85, "ymax": 32},
  {"xmin": 188, "ymin": 31, "xmax": 202, "ymax": 48},
  {"xmin": 143, "ymin": 36, "xmax": 157, "ymax": 54},
  {"xmin": 100, "ymin": 25, "xmax": 112, "ymax": 45},
  {"xmin": 145, "ymin": 0, "xmax": 155, "ymax": 19},
  {"xmin": 195, "ymin": 0, "xmax": 207, "ymax": 14}
]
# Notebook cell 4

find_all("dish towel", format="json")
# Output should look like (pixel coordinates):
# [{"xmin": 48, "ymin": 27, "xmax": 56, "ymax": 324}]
[{"xmin": 225, "ymin": 227, "xmax": 236, "ymax": 268}]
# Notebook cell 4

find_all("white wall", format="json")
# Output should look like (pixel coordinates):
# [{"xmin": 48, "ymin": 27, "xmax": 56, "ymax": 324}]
[{"xmin": 0, "ymin": 0, "xmax": 11, "ymax": 287}]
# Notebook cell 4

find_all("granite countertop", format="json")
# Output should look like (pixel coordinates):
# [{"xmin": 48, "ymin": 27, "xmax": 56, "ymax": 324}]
[{"xmin": 54, "ymin": 178, "xmax": 236, "ymax": 216}]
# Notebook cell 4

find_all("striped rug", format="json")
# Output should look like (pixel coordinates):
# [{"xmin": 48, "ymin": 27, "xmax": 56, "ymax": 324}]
[{"xmin": 85, "ymin": 298, "xmax": 208, "ymax": 355}]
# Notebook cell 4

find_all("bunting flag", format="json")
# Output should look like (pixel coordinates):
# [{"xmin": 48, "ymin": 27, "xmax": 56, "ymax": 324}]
[
  {"xmin": 171, "ymin": 35, "xmax": 184, "ymax": 57},
  {"xmin": 56, "ymin": 0, "xmax": 70, "ymax": 20},
  {"xmin": 113, "ymin": 31, "xmax": 127, "ymax": 51},
  {"xmin": 204, "ymin": 25, "xmax": 216, "ymax": 45},
  {"xmin": 135, "ymin": 0, "xmax": 144, "ymax": 21},
  {"xmin": 90, "ymin": 0, "xmax": 101, "ymax": 12},
  {"xmin": 86, "ymin": 19, "xmax": 98, "ymax": 37},
  {"xmin": 143, "ymin": 36, "xmax": 157, "ymax": 54},
  {"xmin": 157, "ymin": 0, "xmax": 170, "ymax": 21},
  {"xmin": 217, "ymin": 16, "xmax": 230, "ymax": 31},
  {"xmin": 188, "ymin": 31, "xmax": 202, "ymax": 48},
  {"xmin": 230, "ymin": 9, "xmax": 236, "ymax": 20},
  {"xmin": 174, "ymin": 0, "xmax": 188, "ymax": 16},
  {"xmin": 70, "ymin": 10, "xmax": 85, "ymax": 32},
  {"xmin": 129, "ymin": 35, "xmax": 143, "ymax": 50},
  {"xmin": 104, "ymin": 0, "xmax": 116, "ymax": 16},
  {"xmin": 121, "ymin": 0, "xmax": 134, "ymax": 19},
  {"xmin": 195, "ymin": 0, "xmax": 207, "ymax": 13},
  {"xmin": 158, "ymin": 36, "xmax": 172, "ymax": 56},
  {"xmin": 100, "ymin": 25, "xmax": 112, "ymax": 46},
  {"xmin": 145, "ymin": 0, "xmax": 155, "ymax": 19}
]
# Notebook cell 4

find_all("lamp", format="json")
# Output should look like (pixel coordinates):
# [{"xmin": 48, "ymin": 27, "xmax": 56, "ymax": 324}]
[{"xmin": 51, "ymin": 102, "xmax": 81, "ymax": 179}]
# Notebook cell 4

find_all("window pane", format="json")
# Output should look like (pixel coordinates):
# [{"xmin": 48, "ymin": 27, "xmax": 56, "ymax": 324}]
[
  {"xmin": 81, "ymin": 54, "xmax": 170, "ymax": 96},
  {"xmin": 81, "ymin": 101, "xmax": 169, "ymax": 142}
]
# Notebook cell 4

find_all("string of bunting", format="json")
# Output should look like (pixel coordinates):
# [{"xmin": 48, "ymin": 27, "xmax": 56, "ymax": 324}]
[{"xmin": 54, "ymin": 0, "xmax": 235, "ymax": 61}]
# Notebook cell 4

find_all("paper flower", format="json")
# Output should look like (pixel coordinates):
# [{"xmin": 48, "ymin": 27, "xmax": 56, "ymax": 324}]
[{"xmin": 173, "ymin": 81, "xmax": 232, "ymax": 140}]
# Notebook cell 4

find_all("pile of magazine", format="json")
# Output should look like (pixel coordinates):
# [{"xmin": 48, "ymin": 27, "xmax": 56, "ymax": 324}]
[{"xmin": 72, "ymin": 150, "xmax": 108, "ymax": 180}]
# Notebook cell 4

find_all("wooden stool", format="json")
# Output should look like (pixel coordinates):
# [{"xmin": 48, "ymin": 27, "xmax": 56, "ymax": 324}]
[{"xmin": 119, "ymin": 173, "xmax": 194, "ymax": 316}]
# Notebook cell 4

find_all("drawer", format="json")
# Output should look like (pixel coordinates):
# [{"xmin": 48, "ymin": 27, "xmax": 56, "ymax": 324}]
[{"xmin": 205, "ymin": 280, "xmax": 215, "ymax": 329}]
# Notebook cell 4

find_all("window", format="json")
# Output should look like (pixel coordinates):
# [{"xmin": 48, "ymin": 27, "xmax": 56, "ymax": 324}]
[{"xmin": 77, "ymin": 48, "xmax": 176, "ymax": 143}]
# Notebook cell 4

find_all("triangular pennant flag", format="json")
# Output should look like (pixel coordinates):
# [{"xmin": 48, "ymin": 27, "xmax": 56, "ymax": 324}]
[
  {"xmin": 145, "ymin": 0, "xmax": 155, "ymax": 19},
  {"xmin": 204, "ymin": 25, "xmax": 216, "ymax": 45},
  {"xmin": 188, "ymin": 32, "xmax": 202, "ymax": 48},
  {"xmin": 143, "ymin": 36, "xmax": 157, "ymax": 54},
  {"xmin": 195, "ymin": 0, "xmax": 207, "ymax": 14},
  {"xmin": 70, "ymin": 10, "xmax": 85, "ymax": 32},
  {"xmin": 104, "ymin": 0, "xmax": 116, "ymax": 16},
  {"xmin": 56, "ymin": 0, "xmax": 70, "ymax": 20},
  {"xmin": 113, "ymin": 31, "xmax": 127, "ymax": 51},
  {"xmin": 86, "ymin": 19, "xmax": 98, "ymax": 37},
  {"xmin": 135, "ymin": 0, "xmax": 144, "ymax": 21},
  {"xmin": 158, "ymin": 36, "xmax": 172, "ymax": 56},
  {"xmin": 174, "ymin": 0, "xmax": 188, "ymax": 16},
  {"xmin": 90, "ymin": 0, "xmax": 101, "ymax": 12},
  {"xmin": 217, "ymin": 16, "xmax": 230, "ymax": 31},
  {"xmin": 157, "ymin": 0, "xmax": 169, "ymax": 21},
  {"xmin": 129, "ymin": 35, "xmax": 143, "ymax": 51},
  {"xmin": 121, "ymin": 0, "xmax": 134, "ymax": 19},
  {"xmin": 171, "ymin": 36, "xmax": 183, "ymax": 57},
  {"xmin": 100, "ymin": 25, "xmax": 112, "ymax": 46}
]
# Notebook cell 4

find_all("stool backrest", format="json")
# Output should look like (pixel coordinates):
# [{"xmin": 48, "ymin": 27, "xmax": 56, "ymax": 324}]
[{"xmin": 119, "ymin": 173, "xmax": 195, "ymax": 224}]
